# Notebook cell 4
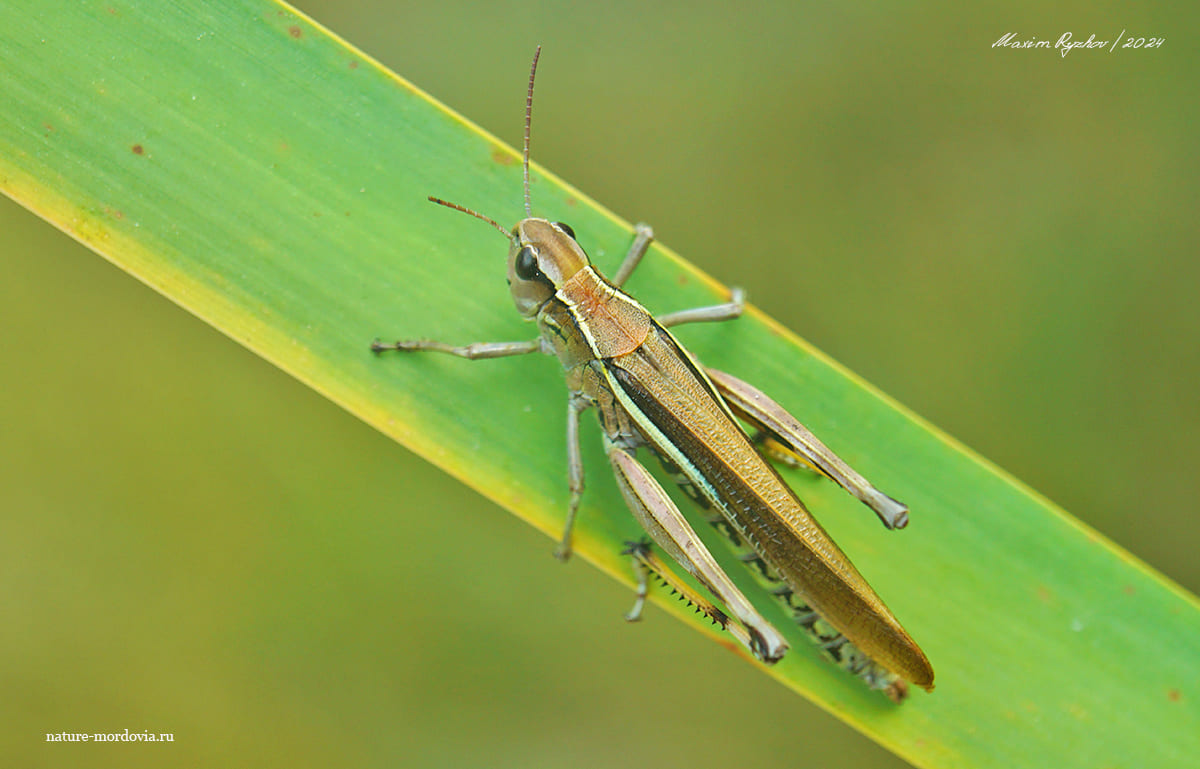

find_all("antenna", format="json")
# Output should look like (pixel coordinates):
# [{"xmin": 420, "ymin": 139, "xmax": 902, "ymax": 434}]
[
  {"xmin": 427, "ymin": 196, "xmax": 511, "ymax": 239},
  {"xmin": 523, "ymin": 45, "xmax": 541, "ymax": 217},
  {"xmin": 426, "ymin": 47, "xmax": 542, "ymax": 236}
]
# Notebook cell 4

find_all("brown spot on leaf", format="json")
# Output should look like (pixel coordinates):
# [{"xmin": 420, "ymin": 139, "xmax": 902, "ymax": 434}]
[
  {"xmin": 676, "ymin": 274, "xmax": 690, "ymax": 287},
  {"xmin": 349, "ymin": 60, "xmax": 359, "ymax": 69},
  {"xmin": 714, "ymin": 638, "xmax": 740, "ymax": 655},
  {"xmin": 565, "ymin": 196, "xmax": 578, "ymax": 207},
  {"xmin": 1167, "ymin": 688, "xmax": 1181, "ymax": 702},
  {"xmin": 1122, "ymin": 584, "xmax": 1135, "ymax": 596},
  {"xmin": 288, "ymin": 25, "xmax": 303, "ymax": 39},
  {"xmin": 491, "ymin": 146, "xmax": 518, "ymax": 166},
  {"xmin": 131, "ymin": 144, "xmax": 144, "ymax": 155},
  {"xmin": 1036, "ymin": 585, "xmax": 1053, "ymax": 604}
]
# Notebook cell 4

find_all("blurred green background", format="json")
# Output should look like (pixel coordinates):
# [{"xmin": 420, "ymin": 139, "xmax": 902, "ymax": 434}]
[{"xmin": 3, "ymin": 2, "xmax": 1196, "ymax": 767}]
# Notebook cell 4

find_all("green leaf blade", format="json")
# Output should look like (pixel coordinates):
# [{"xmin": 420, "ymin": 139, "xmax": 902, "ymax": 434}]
[{"xmin": 2, "ymin": 2, "xmax": 1197, "ymax": 767}]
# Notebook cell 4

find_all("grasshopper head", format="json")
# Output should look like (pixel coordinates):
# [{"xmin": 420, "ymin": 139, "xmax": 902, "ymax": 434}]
[{"xmin": 507, "ymin": 218, "xmax": 589, "ymax": 317}]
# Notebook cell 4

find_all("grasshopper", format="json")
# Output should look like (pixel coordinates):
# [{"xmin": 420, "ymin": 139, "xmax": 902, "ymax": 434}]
[{"xmin": 373, "ymin": 48, "xmax": 933, "ymax": 700}]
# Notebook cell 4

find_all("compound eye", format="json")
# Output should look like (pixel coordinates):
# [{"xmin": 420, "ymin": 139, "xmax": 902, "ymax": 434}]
[
  {"xmin": 515, "ymin": 245, "xmax": 541, "ymax": 281},
  {"xmin": 554, "ymin": 222, "xmax": 576, "ymax": 239}
]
